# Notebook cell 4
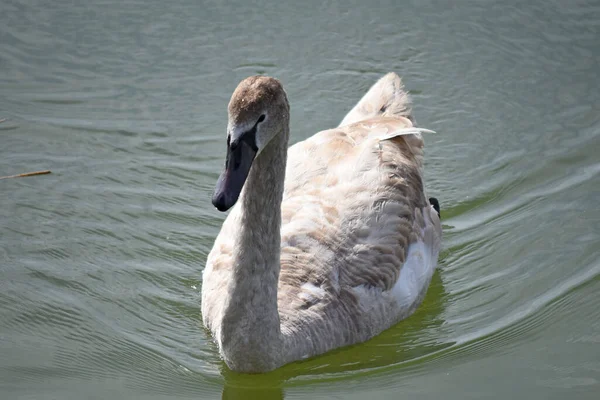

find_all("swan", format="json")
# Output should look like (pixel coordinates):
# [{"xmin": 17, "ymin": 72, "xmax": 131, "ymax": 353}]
[{"xmin": 201, "ymin": 72, "xmax": 442, "ymax": 373}]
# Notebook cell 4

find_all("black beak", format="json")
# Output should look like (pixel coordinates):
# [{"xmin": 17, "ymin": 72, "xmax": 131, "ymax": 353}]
[{"xmin": 212, "ymin": 137, "xmax": 257, "ymax": 212}]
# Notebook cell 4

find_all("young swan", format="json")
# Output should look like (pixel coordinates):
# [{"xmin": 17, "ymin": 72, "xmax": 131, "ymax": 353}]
[{"xmin": 202, "ymin": 74, "xmax": 442, "ymax": 373}]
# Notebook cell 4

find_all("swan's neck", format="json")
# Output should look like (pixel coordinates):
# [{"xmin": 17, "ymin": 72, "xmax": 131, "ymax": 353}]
[{"xmin": 218, "ymin": 127, "xmax": 289, "ymax": 372}]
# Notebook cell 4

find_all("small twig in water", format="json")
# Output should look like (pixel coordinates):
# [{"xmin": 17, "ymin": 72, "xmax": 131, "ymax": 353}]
[{"xmin": 0, "ymin": 170, "xmax": 52, "ymax": 180}]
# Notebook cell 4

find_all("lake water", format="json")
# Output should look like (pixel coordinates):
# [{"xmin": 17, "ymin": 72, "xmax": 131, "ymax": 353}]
[{"xmin": 1, "ymin": 0, "xmax": 599, "ymax": 399}]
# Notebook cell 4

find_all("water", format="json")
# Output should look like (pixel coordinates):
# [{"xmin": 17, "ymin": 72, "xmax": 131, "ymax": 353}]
[{"xmin": 1, "ymin": 0, "xmax": 599, "ymax": 398}]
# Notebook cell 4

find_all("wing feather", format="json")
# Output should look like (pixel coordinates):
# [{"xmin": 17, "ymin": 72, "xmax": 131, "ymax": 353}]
[{"xmin": 279, "ymin": 117, "xmax": 438, "ymax": 322}]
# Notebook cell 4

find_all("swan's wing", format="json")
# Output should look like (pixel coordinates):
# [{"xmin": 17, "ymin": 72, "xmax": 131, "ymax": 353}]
[
  {"xmin": 279, "ymin": 118, "xmax": 441, "ymax": 318},
  {"xmin": 339, "ymin": 72, "xmax": 414, "ymax": 127},
  {"xmin": 284, "ymin": 117, "xmax": 433, "ymax": 196}
]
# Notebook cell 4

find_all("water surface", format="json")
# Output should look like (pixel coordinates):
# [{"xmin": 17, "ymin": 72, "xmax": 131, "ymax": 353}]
[{"xmin": 1, "ymin": 0, "xmax": 599, "ymax": 399}]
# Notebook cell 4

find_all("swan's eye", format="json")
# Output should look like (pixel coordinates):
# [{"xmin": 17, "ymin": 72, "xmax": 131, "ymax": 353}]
[{"xmin": 257, "ymin": 114, "xmax": 265, "ymax": 123}]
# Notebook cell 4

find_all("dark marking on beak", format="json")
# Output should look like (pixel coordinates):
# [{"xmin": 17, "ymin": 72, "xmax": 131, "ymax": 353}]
[{"xmin": 211, "ymin": 118, "xmax": 262, "ymax": 212}]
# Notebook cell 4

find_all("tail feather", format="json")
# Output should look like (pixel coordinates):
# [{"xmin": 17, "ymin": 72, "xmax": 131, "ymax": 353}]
[
  {"xmin": 429, "ymin": 197, "xmax": 441, "ymax": 218},
  {"xmin": 339, "ymin": 72, "xmax": 413, "ymax": 127}
]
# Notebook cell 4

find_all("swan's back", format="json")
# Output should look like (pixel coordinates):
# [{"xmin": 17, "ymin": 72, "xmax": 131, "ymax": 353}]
[{"xmin": 275, "ymin": 76, "xmax": 441, "ymax": 355}]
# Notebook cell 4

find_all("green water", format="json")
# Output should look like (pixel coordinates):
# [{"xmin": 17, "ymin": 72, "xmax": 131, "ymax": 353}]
[{"xmin": 1, "ymin": 0, "xmax": 599, "ymax": 399}]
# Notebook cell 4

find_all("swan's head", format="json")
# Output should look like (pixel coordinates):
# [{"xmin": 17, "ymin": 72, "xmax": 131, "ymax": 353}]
[{"xmin": 212, "ymin": 76, "xmax": 289, "ymax": 212}]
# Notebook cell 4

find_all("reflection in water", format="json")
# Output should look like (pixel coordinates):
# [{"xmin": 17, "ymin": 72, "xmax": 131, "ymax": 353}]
[
  {"xmin": 218, "ymin": 269, "xmax": 449, "ymax": 398},
  {"xmin": 222, "ymin": 382, "xmax": 284, "ymax": 400}
]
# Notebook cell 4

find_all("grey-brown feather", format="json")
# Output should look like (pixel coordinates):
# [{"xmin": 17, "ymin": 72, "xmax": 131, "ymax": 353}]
[{"xmin": 201, "ymin": 73, "xmax": 441, "ymax": 372}]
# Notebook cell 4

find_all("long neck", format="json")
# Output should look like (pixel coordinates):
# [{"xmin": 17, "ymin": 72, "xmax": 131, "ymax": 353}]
[{"xmin": 218, "ymin": 125, "xmax": 289, "ymax": 373}]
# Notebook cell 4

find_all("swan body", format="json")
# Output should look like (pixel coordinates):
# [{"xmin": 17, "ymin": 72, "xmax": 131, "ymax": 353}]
[{"xmin": 201, "ymin": 73, "xmax": 442, "ymax": 373}]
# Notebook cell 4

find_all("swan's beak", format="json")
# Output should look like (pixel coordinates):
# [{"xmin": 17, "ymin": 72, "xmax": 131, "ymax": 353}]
[{"xmin": 212, "ymin": 138, "xmax": 257, "ymax": 212}]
